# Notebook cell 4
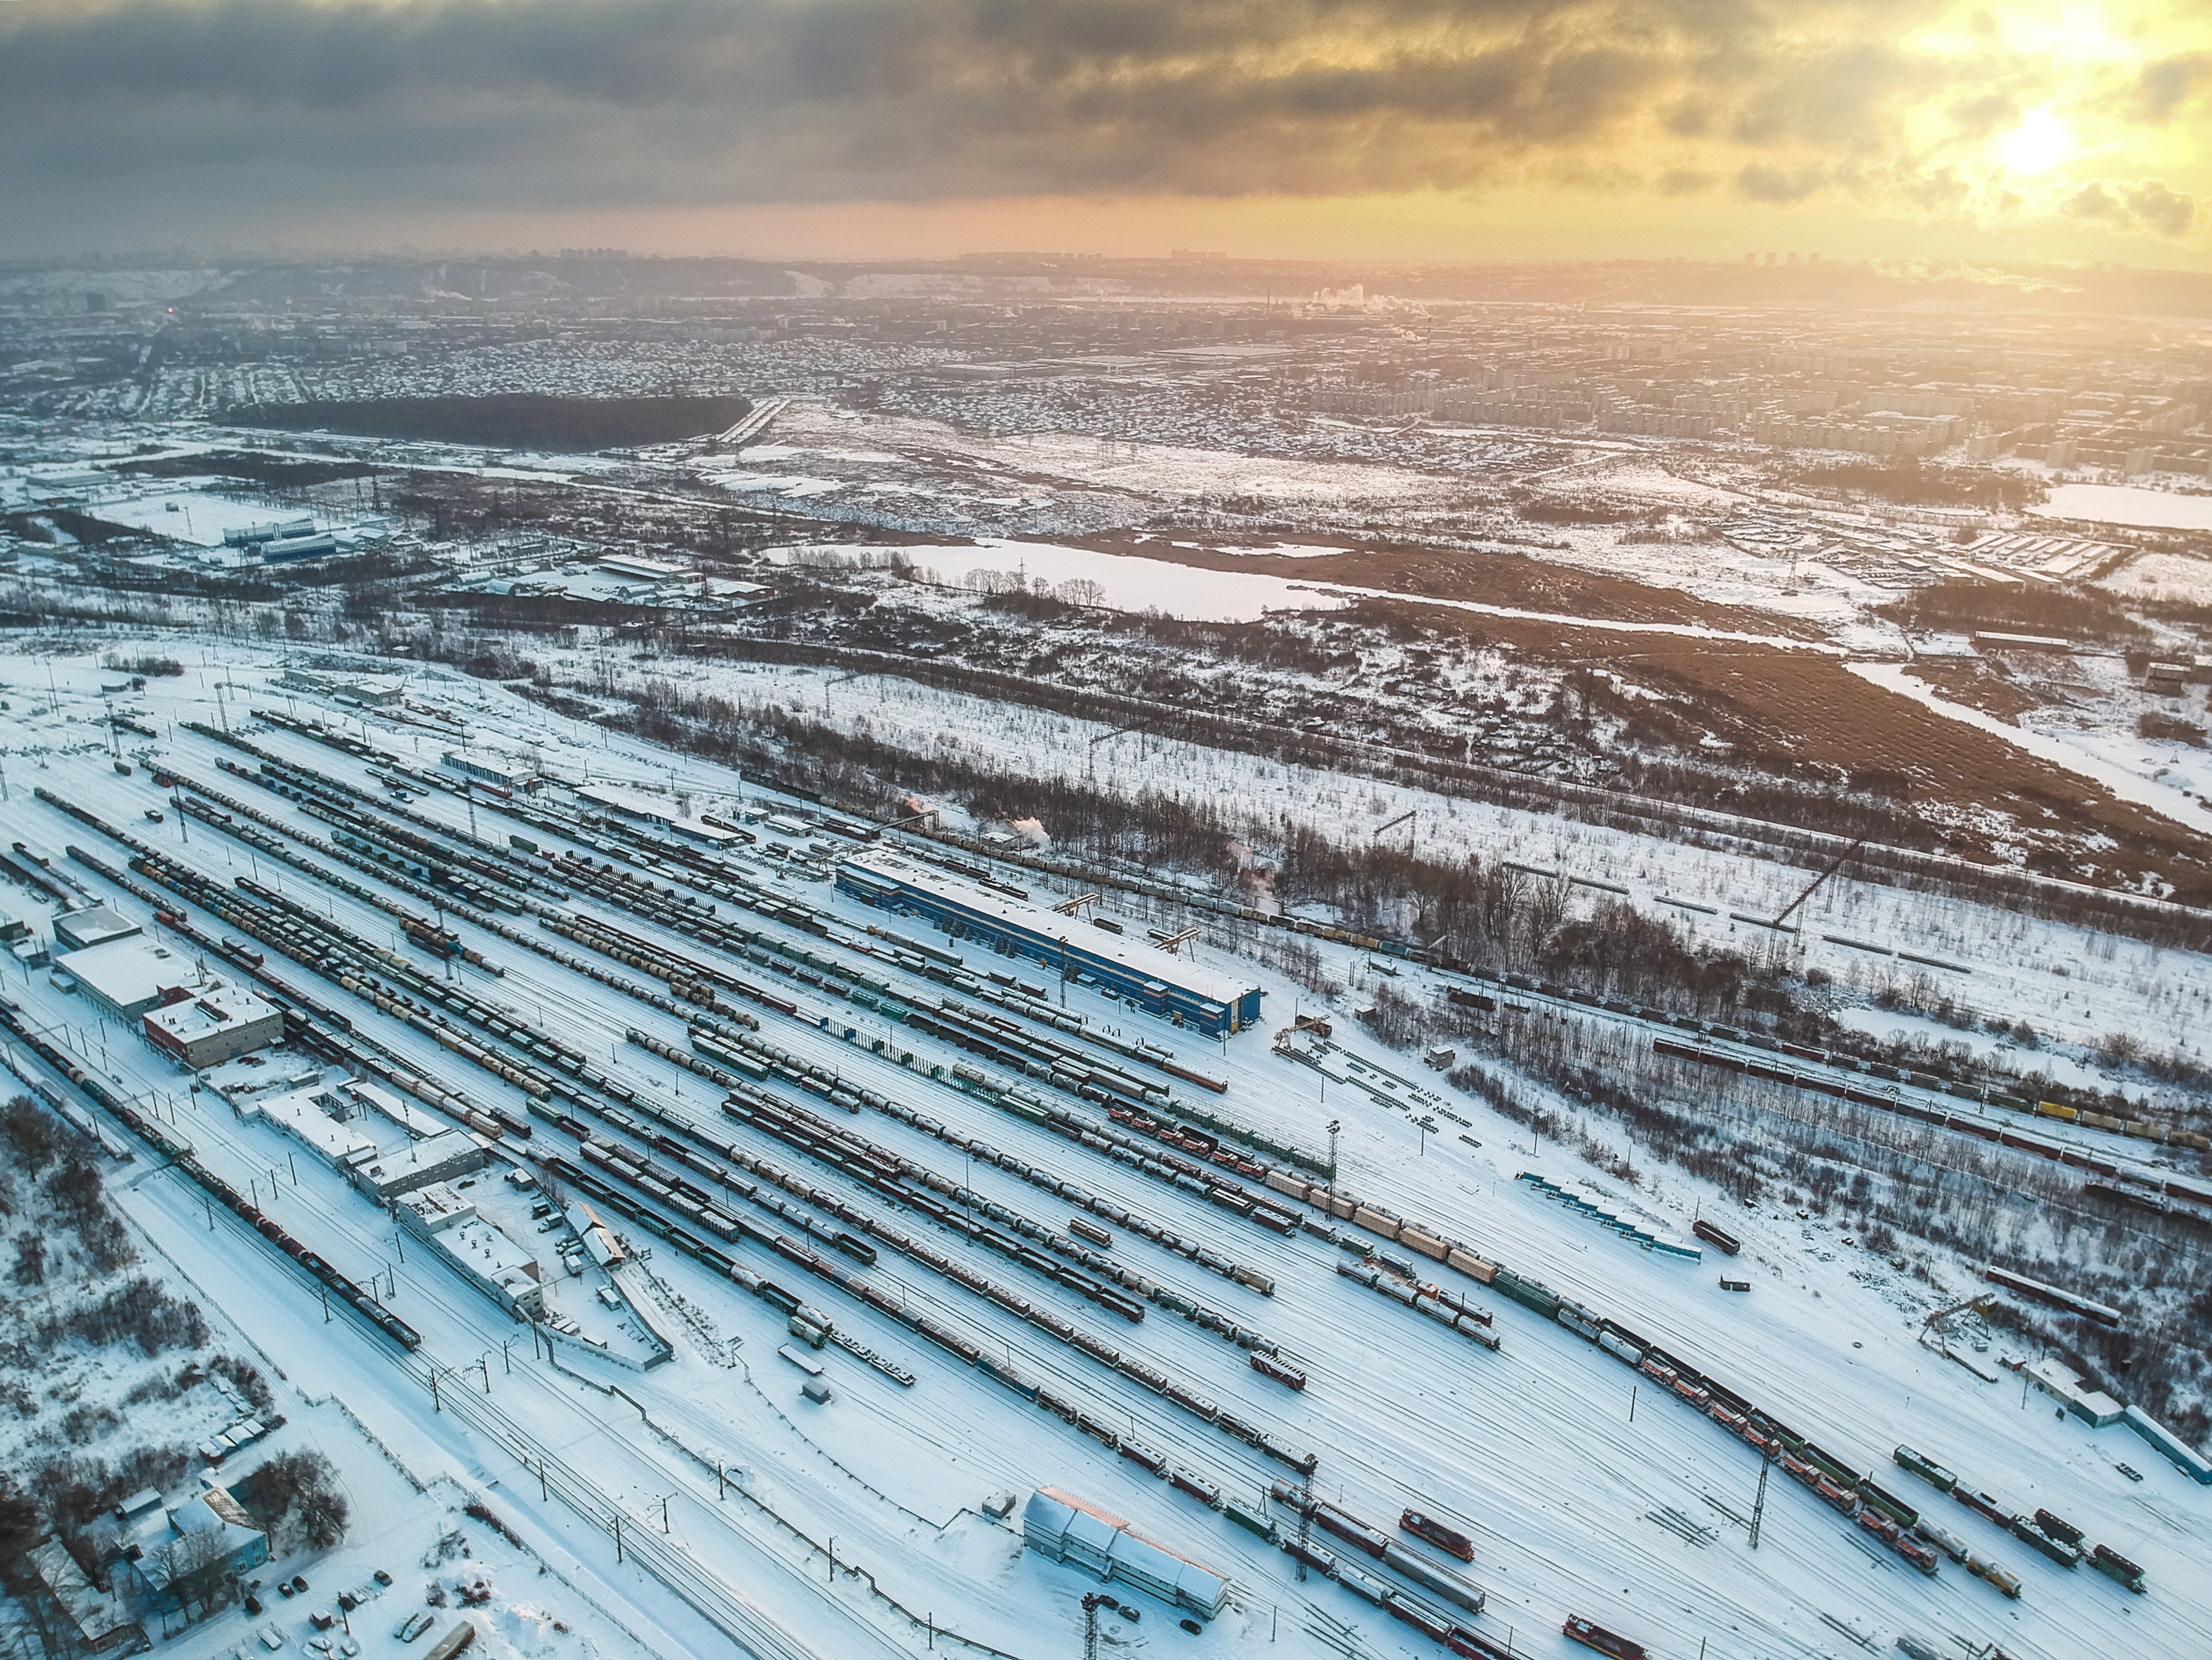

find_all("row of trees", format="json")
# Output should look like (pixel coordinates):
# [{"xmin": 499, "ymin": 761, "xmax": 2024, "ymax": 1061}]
[{"xmin": 1364, "ymin": 978, "xmax": 2210, "ymax": 1441}]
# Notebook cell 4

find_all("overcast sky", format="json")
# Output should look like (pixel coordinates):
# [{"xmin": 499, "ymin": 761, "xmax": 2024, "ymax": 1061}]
[{"xmin": 2, "ymin": 0, "xmax": 2206, "ymax": 263}]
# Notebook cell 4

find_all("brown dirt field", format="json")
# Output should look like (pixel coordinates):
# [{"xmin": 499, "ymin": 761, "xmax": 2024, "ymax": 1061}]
[
  {"xmin": 1035, "ymin": 528, "xmax": 1827, "ymax": 641},
  {"xmin": 1899, "ymin": 660, "xmax": 2044, "ymax": 724},
  {"xmin": 1346, "ymin": 598, "xmax": 2212, "ymax": 897}
]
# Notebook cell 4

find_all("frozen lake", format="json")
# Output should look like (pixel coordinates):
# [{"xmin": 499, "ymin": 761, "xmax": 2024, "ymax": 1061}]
[
  {"xmin": 2031, "ymin": 483, "xmax": 2212, "ymax": 531},
  {"xmin": 787, "ymin": 538, "xmax": 1355, "ymax": 621},
  {"xmin": 784, "ymin": 538, "xmax": 1832, "ymax": 646}
]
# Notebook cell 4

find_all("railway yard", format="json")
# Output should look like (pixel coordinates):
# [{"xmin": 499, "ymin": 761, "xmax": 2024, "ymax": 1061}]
[{"xmin": 1, "ymin": 650, "xmax": 2206, "ymax": 1660}]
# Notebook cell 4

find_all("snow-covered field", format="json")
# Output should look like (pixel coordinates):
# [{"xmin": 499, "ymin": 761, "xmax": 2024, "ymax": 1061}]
[
  {"xmin": 67, "ymin": 485, "xmax": 305, "ymax": 550},
  {"xmin": 2094, "ymin": 551, "xmax": 2212, "ymax": 608},
  {"xmin": 1, "ymin": 643, "xmax": 2205, "ymax": 1660},
  {"xmin": 2032, "ymin": 484, "xmax": 2212, "ymax": 532}
]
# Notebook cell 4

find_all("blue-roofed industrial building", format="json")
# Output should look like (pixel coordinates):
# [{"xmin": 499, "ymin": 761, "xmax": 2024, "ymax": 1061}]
[{"xmin": 836, "ymin": 853, "xmax": 1261, "ymax": 1037}]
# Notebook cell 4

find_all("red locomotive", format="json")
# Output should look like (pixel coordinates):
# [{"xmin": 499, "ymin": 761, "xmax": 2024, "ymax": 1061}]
[{"xmin": 1400, "ymin": 1509, "xmax": 1475, "ymax": 1562}]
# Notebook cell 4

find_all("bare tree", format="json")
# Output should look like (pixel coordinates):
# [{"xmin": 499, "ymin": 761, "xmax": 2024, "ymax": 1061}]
[
  {"xmin": 145, "ymin": 1524, "xmax": 231, "ymax": 1626},
  {"xmin": 1, "ymin": 1570, "xmax": 84, "ymax": 1660}
]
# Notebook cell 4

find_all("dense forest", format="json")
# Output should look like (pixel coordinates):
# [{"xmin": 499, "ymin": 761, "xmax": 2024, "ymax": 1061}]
[{"xmin": 230, "ymin": 393, "xmax": 750, "ymax": 452}]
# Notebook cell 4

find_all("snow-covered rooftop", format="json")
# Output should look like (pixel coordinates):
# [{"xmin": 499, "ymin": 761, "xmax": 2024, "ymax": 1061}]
[{"xmin": 842, "ymin": 850, "xmax": 1255, "ymax": 1007}]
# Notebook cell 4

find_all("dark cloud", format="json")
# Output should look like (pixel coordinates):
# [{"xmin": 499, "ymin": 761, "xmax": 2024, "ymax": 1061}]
[
  {"xmin": 2063, "ymin": 182, "xmax": 2120, "ymax": 220},
  {"xmin": 1656, "ymin": 168, "xmax": 1715, "ymax": 195},
  {"xmin": 0, "ymin": 0, "xmax": 2023, "ymax": 248},
  {"xmin": 2124, "ymin": 181, "xmax": 2195, "ymax": 238},
  {"xmin": 2064, "ymin": 178, "xmax": 2195, "ymax": 238},
  {"xmin": 1735, "ymin": 163, "xmax": 1820, "ymax": 203},
  {"xmin": 1945, "ymin": 91, "xmax": 2014, "ymax": 141},
  {"xmin": 2130, "ymin": 54, "xmax": 2209, "ymax": 125}
]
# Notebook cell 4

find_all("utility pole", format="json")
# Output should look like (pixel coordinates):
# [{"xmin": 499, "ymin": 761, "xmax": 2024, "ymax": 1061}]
[
  {"xmin": 1081, "ymin": 1592, "xmax": 1115, "ymax": 1660},
  {"xmin": 1295, "ymin": 1486, "xmax": 1314, "ymax": 1582},
  {"xmin": 1750, "ymin": 1452, "xmax": 1771, "ymax": 1549}
]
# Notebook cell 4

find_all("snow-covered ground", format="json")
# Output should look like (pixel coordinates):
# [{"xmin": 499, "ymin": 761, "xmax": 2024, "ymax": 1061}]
[
  {"xmin": 69, "ymin": 485, "xmax": 309, "ymax": 550},
  {"xmin": 2094, "ymin": 551, "xmax": 2212, "ymax": 608},
  {"xmin": 1, "ymin": 642, "xmax": 2205, "ymax": 1660},
  {"xmin": 2032, "ymin": 484, "xmax": 2212, "ymax": 532}
]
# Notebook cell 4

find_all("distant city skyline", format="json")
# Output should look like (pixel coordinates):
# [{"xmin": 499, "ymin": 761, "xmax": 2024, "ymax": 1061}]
[{"xmin": 1, "ymin": 0, "xmax": 2206, "ymax": 266}]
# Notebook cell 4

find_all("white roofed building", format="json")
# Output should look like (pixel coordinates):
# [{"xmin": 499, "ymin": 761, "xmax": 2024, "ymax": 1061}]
[
  {"xmin": 1022, "ymin": 1487, "xmax": 1228, "ymax": 1619},
  {"xmin": 143, "ymin": 989, "xmax": 284, "ymax": 1070},
  {"xmin": 396, "ymin": 1181, "xmax": 544, "ymax": 1319},
  {"xmin": 836, "ymin": 852, "xmax": 1261, "ymax": 1037}
]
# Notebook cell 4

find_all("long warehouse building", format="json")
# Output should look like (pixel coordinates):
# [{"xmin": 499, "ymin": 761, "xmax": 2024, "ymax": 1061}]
[{"xmin": 836, "ymin": 852, "xmax": 1262, "ymax": 1037}]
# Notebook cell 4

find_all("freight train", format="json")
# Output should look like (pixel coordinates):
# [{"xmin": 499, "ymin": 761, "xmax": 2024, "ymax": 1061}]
[
  {"xmin": 1892, "ymin": 1444, "xmax": 2148, "ymax": 1595},
  {"xmin": 525, "ymin": 1076, "xmax": 1319, "ymax": 1476},
  {"xmin": 1265, "ymin": 1482, "xmax": 1491, "ymax": 1650}
]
